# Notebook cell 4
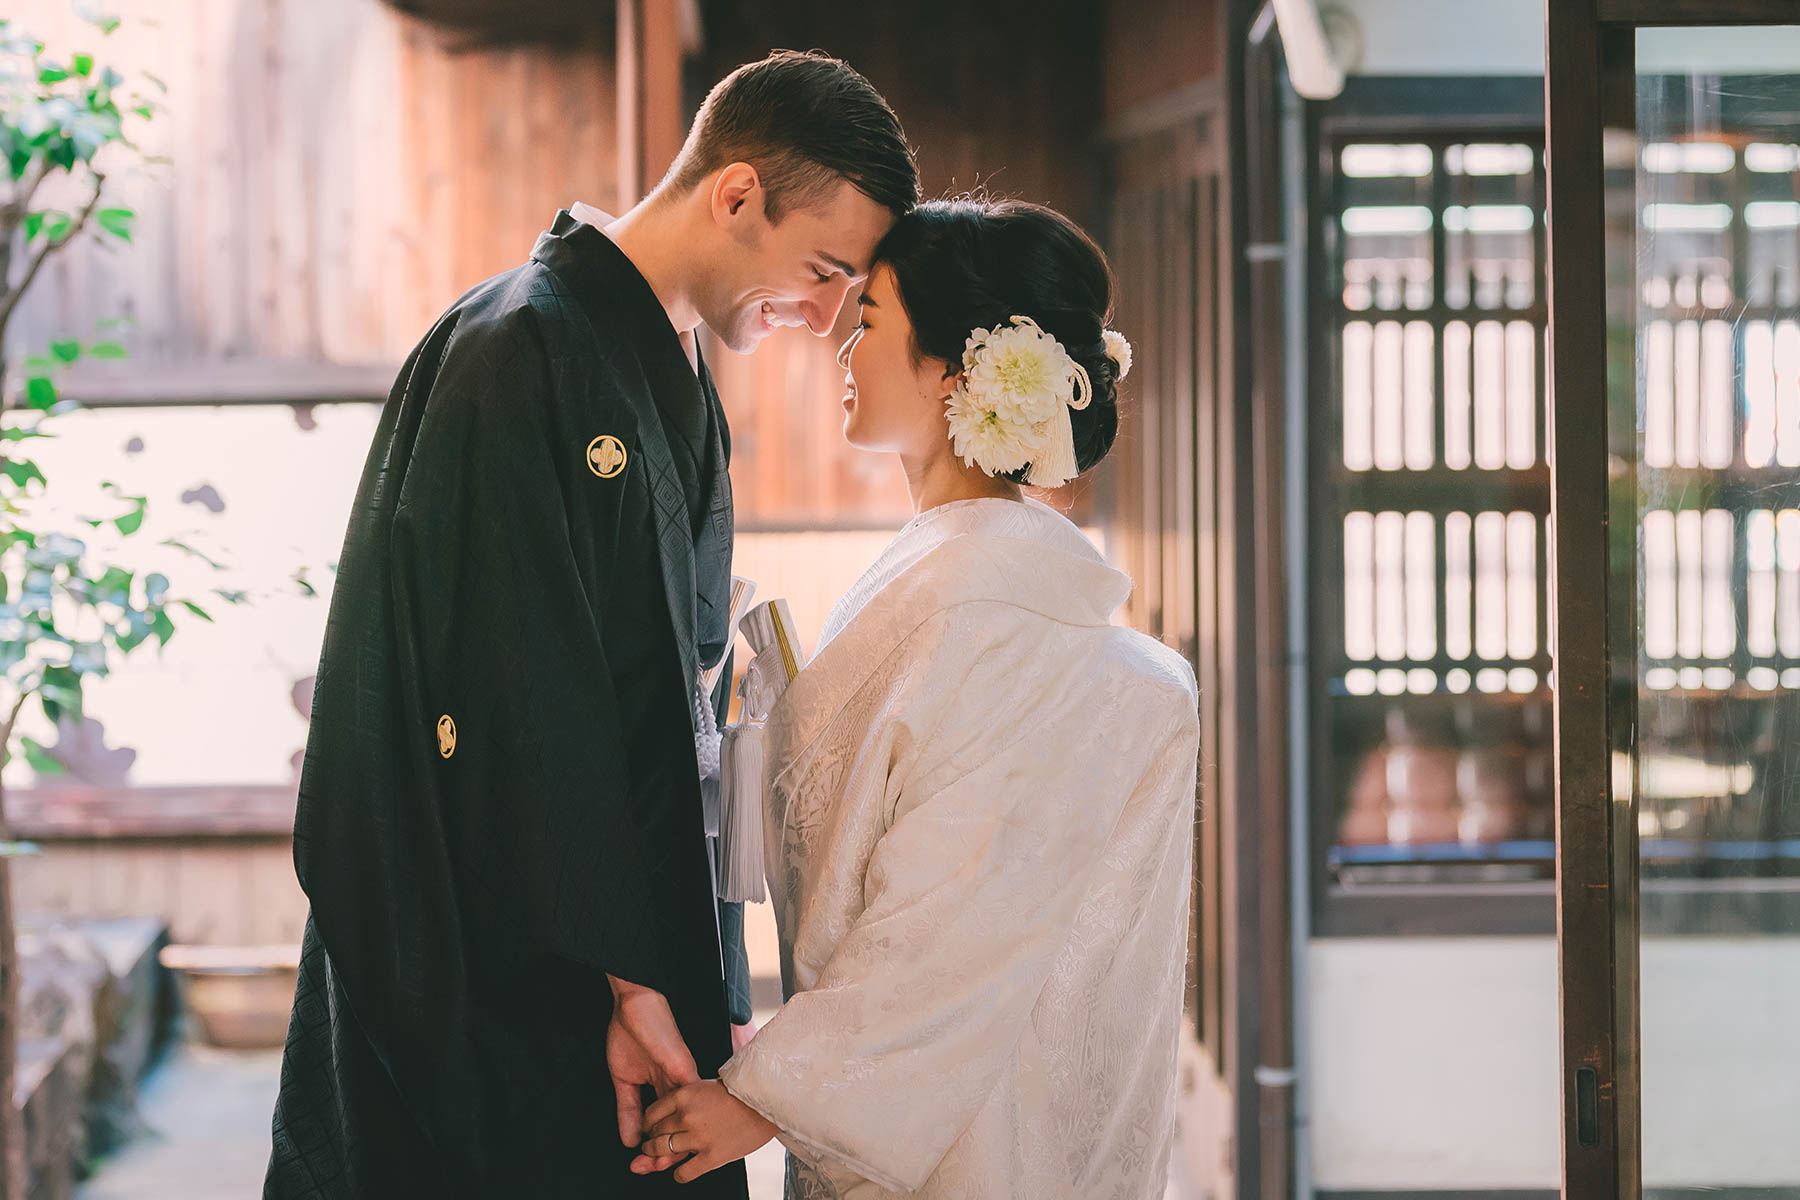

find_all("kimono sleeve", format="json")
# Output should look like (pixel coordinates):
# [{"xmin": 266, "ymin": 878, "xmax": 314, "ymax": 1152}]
[
  {"xmin": 717, "ymin": 654, "xmax": 1200, "ymax": 1191},
  {"xmin": 387, "ymin": 319, "xmax": 686, "ymax": 995}
]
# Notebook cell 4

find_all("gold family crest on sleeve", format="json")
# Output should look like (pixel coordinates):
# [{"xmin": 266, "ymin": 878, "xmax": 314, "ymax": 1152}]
[
  {"xmin": 586, "ymin": 434, "xmax": 628, "ymax": 479},
  {"xmin": 437, "ymin": 714, "xmax": 457, "ymax": 759}
]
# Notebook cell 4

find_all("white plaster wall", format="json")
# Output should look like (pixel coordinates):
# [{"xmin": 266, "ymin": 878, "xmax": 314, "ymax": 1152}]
[
  {"xmin": 1306, "ymin": 936, "xmax": 1800, "ymax": 1190},
  {"xmin": 1329, "ymin": 0, "xmax": 1543, "ymax": 76},
  {"xmin": 1307, "ymin": 937, "xmax": 1561, "ymax": 1190}
]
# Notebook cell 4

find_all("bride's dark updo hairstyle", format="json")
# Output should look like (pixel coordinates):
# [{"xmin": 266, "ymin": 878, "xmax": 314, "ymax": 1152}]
[{"xmin": 871, "ymin": 196, "xmax": 1122, "ymax": 482}]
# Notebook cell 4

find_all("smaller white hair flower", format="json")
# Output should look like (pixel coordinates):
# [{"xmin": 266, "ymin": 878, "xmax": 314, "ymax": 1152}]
[{"xmin": 1102, "ymin": 329, "xmax": 1133, "ymax": 381}]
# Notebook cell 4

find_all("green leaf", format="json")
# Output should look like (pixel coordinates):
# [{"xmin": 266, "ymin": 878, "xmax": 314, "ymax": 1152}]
[
  {"xmin": 94, "ymin": 567, "xmax": 131, "ymax": 599},
  {"xmin": 0, "ymin": 425, "xmax": 50, "ymax": 443},
  {"xmin": 19, "ymin": 737, "xmax": 62, "ymax": 776},
  {"xmin": 86, "ymin": 341, "xmax": 126, "ymax": 360},
  {"xmin": 39, "ymin": 680, "xmax": 82, "ymax": 711},
  {"xmin": 71, "ymin": 53, "xmax": 93, "ymax": 77},
  {"xmin": 117, "ymin": 607, "xmax": 149, "ymax": 649},
  {"xmin": 113, "ymin": 508, "xmax": 142, "ymax": 535},
  {"xmin": 37, "ymin": 65, "xmax": 69, "ymax": 84},
  {"xmin": 23, "ymin": 377, "xmax": 56, "ymax": 410},
  {"xmin": 95, "ymin": 207, "xmax": 133, "ymax": 241},
  {"xmin": 22, "ymin": 212, "xmax": 43, "ymax": 241},
  {"xmin": 49, "ymin": 339, "xmax": 80, "ymax": 364},
  {"xmin": 160, "ymin": 539, "xmax": 225, "ymax": 571},
  {"xmin": 2, "ymin": 460, "xmax": 47, "ymax": 490},
  {"xmin": 177, "ymin": 599, "xmax": 212, "ymax": 622},
  {"xmin": 150, "ymin": 608, "xmax": 174, "ymax": 646}
]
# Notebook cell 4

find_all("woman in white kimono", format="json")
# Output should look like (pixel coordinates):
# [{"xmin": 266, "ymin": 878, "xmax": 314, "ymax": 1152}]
[{"xmin": 635, "ymin": 198, "xmax": 1200, "ymax": 1198}]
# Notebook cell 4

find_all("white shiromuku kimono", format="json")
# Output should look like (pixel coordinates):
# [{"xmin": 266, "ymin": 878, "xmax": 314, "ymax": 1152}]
[{"xmin": 718, "ymin": 497, "xmax": 1200, "ymax": 1199}]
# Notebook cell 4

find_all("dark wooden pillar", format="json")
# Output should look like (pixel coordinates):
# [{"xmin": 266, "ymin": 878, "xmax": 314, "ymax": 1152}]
[{"xmin": 617, "ymin": 0, "xmax": 685, "ymax": 206}]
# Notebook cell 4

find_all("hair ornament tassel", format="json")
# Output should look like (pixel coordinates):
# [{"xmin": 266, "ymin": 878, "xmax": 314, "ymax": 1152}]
[{"xmin": 1023, "ymin": 319, "xmax": 1091, "ymax": 489}]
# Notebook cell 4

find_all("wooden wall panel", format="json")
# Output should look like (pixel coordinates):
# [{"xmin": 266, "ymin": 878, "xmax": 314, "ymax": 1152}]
[
  {"xmin": 12, "ymin": 839, "xmax": 307, "ymax": 947},
  {"xmin": 1102, "ymin": 0, "xmax": 1222, "ymax": 123},
  {"xmin": 9, "ymin": 0, "xmax": 619, "ymax": 381}
]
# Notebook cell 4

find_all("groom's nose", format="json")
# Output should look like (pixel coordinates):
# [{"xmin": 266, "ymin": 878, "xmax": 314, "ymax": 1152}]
[{"xmin": 803, "ymin": 277, "xmax": 854, "ymax": 336}]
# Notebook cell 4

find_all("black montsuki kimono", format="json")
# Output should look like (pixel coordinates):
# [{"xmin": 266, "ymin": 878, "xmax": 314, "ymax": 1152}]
[{"xmin": 265, "ymin": 212, "xmax": 751, "ymax": 1199}]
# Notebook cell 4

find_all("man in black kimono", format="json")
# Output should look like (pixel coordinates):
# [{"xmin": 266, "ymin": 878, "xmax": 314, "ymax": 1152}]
[{"xmin": 265, "ymin": 51, "xmax": 916, "ymax": 1198}]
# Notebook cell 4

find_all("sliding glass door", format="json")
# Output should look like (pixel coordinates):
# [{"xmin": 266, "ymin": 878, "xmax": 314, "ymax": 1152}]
[{"xmin": 1547, "ymin": 3, "xmax": 1800, "ymax": 1195}]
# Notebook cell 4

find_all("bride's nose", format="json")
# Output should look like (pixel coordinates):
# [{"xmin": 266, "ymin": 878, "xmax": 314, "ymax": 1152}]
[{"xmin": 836, "ymin": 330, "xmax": 860, "ymax": 371}]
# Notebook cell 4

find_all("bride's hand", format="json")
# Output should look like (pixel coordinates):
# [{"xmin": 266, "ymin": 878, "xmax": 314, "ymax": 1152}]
[{"xmin": 630, "ymin": 1079, "xmax": 778, "ymax": 1181}]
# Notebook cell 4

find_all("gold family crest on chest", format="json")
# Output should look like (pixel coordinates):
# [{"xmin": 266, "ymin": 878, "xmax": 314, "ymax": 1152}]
[
  {"xmin": 586, "ymin": 434, "xmax": 628, "ymax": 479},
  {"xmin": 437, "ymin": 714, "xmax": 457, "ymax": 758}
]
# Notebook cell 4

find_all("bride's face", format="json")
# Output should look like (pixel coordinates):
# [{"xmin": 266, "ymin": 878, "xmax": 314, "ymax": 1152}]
[{"xmin": 836, "ymin": 264, "xmax": 959, "ymax": 458}]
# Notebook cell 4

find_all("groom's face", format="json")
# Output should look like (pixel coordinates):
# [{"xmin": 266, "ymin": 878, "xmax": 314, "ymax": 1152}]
[{"xmin": 704, "ymin": 170, "xmax": 895, "ymax": 354}]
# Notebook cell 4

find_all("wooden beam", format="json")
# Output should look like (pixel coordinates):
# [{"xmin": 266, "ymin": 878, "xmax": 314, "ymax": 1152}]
[
  {"xmin": 616, "ymin": 0, "xmax": 686, "ymax": 207},
  {"xmin": 1101, "ymin": 78, "xmax": 1226, "ymax": 144},
  {"xmin": 1598, "ymin": 0, "xmax": 1800, "ymax": 22},
  {"xmin": 56, "ymin": 361, "xmax": 396, "ymax": 408},
  {"xmin": 8, "ymin": 785, "xmax": 297, "ymax": 840}
]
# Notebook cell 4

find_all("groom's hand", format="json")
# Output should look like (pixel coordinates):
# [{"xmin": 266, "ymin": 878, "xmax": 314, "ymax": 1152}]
[{"xmin": 607, "ymin": 975, "xmax": 700, "ymax": 1155}]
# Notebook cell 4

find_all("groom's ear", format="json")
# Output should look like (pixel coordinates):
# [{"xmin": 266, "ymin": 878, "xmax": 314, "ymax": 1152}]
[{"xmin": 710, "ymin": 162, "xmax": 767, "ymax": 229}]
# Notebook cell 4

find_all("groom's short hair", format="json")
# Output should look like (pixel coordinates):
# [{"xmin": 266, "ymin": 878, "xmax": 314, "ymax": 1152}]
[{"xmin": 663, "ymin": 50, "xmax": 918, "ymax": 222}]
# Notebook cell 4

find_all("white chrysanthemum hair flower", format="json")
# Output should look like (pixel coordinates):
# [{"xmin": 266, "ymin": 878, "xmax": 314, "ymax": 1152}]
[
  {"xmin": 944, "ymin": 315, "xmax": 1092, "ymax": 486},
  {"xmin": 944, "ymin": 385, "xmax": 1039, "ymax": 477},
  {"xmin": 1102, "ymin": 329, "xmax": 1133, "ymax": 381}
]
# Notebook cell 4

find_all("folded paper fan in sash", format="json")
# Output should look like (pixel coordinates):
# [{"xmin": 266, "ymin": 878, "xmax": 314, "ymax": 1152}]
[{"xmin": 716, "ymin": 598, "xmax": 806, "ymax": 903}]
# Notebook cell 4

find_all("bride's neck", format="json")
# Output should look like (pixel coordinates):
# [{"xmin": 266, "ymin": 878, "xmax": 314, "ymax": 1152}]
[{"xmin": 900, "ymin": 444, "xmax": 1023, "ymax": 516}]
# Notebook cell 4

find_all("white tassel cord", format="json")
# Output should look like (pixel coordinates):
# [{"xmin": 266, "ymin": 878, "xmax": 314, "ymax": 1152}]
[
  {"xmin": 1024, "ymin": 344, "xmax": 1092, "ymax": 489},
  {"xmin": 717, "ymin": 718, "xmax": 767, "ymax": 903}
]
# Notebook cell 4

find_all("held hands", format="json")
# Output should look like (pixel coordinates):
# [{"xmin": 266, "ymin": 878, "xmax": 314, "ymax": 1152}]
[
  {"xmin": 630, "ymin": 1080, "xmax": 778, "ymax": 1182},
  {"xmin": 606, "ymin": 975, "xmax": 700, "ymax": 1156}
]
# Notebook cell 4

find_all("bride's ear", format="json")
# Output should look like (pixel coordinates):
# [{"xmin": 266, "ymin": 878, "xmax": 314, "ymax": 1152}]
[{"xmin": 936, "ymin": 363, "xmax": 963, "ymax": 401}]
